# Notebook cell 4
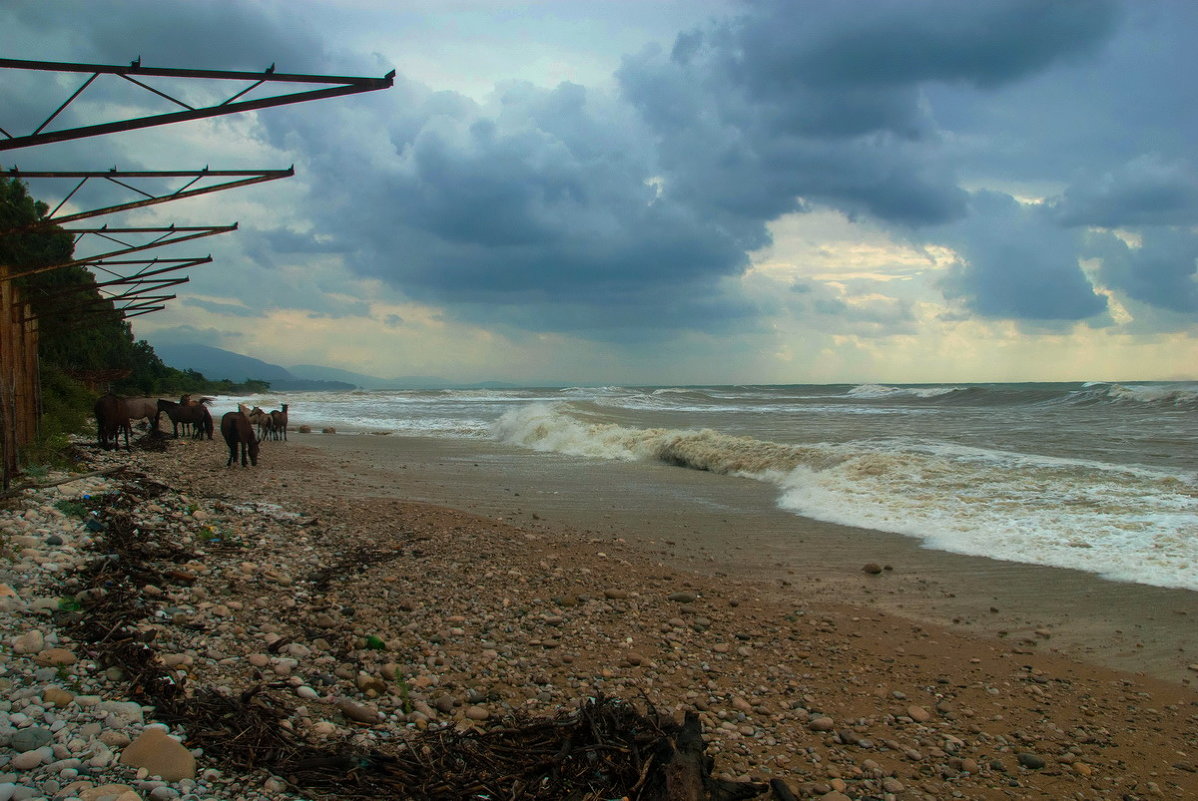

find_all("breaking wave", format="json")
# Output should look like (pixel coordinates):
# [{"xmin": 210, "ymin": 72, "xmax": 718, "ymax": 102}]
[{"xmin": 491, "ymin": 402, "xmax": 1198, "ymax": 590}]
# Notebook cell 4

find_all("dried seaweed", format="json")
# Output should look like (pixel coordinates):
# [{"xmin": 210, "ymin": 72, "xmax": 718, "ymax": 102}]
[{"xmin": 63, "ymin": 468, "xmax": 765, "ymax": 801}]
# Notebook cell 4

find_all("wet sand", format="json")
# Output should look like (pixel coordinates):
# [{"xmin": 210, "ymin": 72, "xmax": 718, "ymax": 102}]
[{"xmin": 299, "ymin": 431, "xmax": 1198, "ymax": 685}]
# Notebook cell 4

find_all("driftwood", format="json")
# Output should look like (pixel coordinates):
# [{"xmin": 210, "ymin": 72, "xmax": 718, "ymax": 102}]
[
  {"xmin": 660, "ymin": 710, "xmax": 765, "ymax": 801},
  {"xmin": 0, "ymin": 466, "xmax": 124, "ymax": 499}
]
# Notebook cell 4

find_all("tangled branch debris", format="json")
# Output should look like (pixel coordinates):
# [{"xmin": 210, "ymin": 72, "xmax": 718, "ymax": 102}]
[{"xmin": 62, "ymin": 469, "xmax": 768, "ymax": 800}]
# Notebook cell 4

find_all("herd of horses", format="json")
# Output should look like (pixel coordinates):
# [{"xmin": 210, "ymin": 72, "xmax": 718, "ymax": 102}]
[{"xmin": 92, "ymin": 393, "xmax": 289, "ymax": 467}]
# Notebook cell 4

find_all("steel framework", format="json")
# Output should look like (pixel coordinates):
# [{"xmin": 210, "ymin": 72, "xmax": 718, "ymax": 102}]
[
  {"xmin": 0, "ymin": 58, "xmax": 394, "ymax": 151},
  {"xmin": 6, "ymin": 225, "xmax": 237, "ymax": 281},
  {"xmin": 2, "ymin": 168, "xmax": 293, "ymax": 231}
]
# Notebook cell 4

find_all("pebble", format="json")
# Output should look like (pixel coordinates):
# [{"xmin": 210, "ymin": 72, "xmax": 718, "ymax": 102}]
[
  {"xmin": 42, "ymin": 687, "xmax": 75, "ymax": 707},
  {"xmin": 118, "ymin": 727, "xmax": 197, "ymax": 781},
  {"xmin": 906, "ymin": 705, "xmax": 931, "ymax": 722},
  {"xmin": 33, "ymin": 648, "xmax": 77, "ymax": 666},
  {"xmin": 1017, "ymin": 753, "xmax": 1046, "ymax": 770},
  {"xmin": 10, "ymin": 630, "xmax": 44, "ymax": 654},
  {"xmin": 336, "ymin": 699, "xmax": 381, "ymax": 724},
  {"xmin": 10, "ymin": 747, "xmax": 50, "ymax": 770},
  {"xmin": 10, "ymin": 728, "xmax": 52, "ymax": 752}
]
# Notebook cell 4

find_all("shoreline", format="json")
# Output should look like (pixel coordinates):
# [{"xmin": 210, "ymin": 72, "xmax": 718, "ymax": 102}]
[
  {"xmin": 298, "ymin": 431, "xmax": 1198, "ymax": 685},
  {"xmin": 1, "ymin": 432, "xmax": 1196, "ymax": 800}
]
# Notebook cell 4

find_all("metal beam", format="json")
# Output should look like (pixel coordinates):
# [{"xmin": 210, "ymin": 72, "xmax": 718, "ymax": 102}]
[
  {"xmin": 86, "ymin": 256, "xmax": 213, "ymax": 281},
  {"xmin": 1, "ymin": 167, "xmax": 293, "ymax": 231},
  {"xmin": 0, "ymin": 58, "xmax": 394, "ymax": 151},
  {"xmin": 4, "ymin": 224, "xmax": 235, "ymax": 280}
]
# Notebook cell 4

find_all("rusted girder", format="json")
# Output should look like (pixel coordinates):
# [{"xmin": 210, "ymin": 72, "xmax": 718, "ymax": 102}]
[
  {"xmin": 0, "ymin": 57, "xmax": 394, "ymax": 151},
  {"xmin": 26, "ymin": 291, "xmax": 177, "ymax": 323},
  {"xmin": 4, "ymin": 224, "xmax": 236, "ymax": 280},
  {"xmin": 86, "ymin": 256, "xmax": 213, "ymax": 282},
  {"xmin": 0, "ymin": 167, "xmax": 293, "ymax": 231},
  {"xmin": 31, "ymin": 275, "xmax": 190, "ymax": 305}
]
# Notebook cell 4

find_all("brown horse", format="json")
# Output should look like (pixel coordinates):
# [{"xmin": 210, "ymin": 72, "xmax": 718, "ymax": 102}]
[
  {"xmin": 157, "ymin": 398, "xmax": 213, "ymax": 439},
  {"xmin": 248, "ymin": 406, "xmax": 273, "ymax": 441},
  {"xmin": 93, "ymin": 393, "xmax": 132, "ymax": 450},
  {"xmin": 121, "ymin": 397, "xmax": 162, "ymax": 433},
  {"xmin": 269, "ymin": 403, "xmax": 289, "ymax": 441},
  {"xmin": 220, "ymin": 409, "xmax": 259, "ymax": 467}
]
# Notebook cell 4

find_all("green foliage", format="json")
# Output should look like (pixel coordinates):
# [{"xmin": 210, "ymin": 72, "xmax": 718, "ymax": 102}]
[
  {"xmin": 395, "ymin": 671, "xmax": 414, "ymax": 714},
  {"xmin": 19, "ymin": 367, "xmax": 92, "ymax": 470},
  {"xmin": 57, "ymin": 596, "xmax": 83, "ymax": 612},
  {"xmin": 54, "ymin": 499, "xmax": 90, "ymax": 519},
  {"xmin": 0, "ymin": 176, "xmax": 73, "ymax": 273}
]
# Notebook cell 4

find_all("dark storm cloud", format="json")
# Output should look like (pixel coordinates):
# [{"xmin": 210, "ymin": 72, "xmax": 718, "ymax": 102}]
[
  {"xmin": 938, "ymin": 191, "xmax": 1107, "ymax": 321},
  {"xmin": 1, "ymin": 0, "xmax": 326, "ymax": 73},
  {"xmin": 1048, "ymin": 155, "xmax": 1198, "ymax": 228},
  {"xmin": 1088, "ymin": 228, "xmax": 1198, "ymax": 314},
  {"xmin": 250, "ymin": 0, "xmax": 1124, "ymax": 336},
  {"xmin": 5, "ymin": 0, "xmax": 1190, "ymax": 337}
]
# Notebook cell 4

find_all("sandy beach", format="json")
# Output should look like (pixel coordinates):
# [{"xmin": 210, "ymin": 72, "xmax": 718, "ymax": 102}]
[
  {"xmin": 2, "ymin": 430, "xmax": 1197, "ymax": 800},
  {"xmin": 299, "ymin": 431, "xmax": 1198, "ymax": 685}
]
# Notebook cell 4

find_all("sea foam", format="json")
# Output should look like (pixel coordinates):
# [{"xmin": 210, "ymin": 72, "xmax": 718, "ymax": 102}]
[{"xmin": 492, "ymin": 402, "xmax": 1198, "ymax": 590}]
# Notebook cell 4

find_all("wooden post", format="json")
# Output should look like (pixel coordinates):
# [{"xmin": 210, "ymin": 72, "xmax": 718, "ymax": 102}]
[{"xmin": 0, "ymin": 270, "xmax": 17, "ymax": 489}]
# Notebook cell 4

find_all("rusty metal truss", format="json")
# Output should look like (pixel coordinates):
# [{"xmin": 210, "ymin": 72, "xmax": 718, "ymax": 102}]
[
  {"xmin": 5, "ymin": 224, "xmax": 236, "ymax": 281},
  {"xmin": 0, "ymin": 57, "xmax": 394, "ymax": 151},
  {"xmin": 1, "ymin": 167, "xmax": 293, "ymax": 231}
]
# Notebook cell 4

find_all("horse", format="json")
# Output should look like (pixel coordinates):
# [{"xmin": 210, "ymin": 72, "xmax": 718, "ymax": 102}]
[
  {"xmin": 180, "ymin": 394, "xmax": 215, "ymax": 406},
  {"xmin": 93, "ymin": 393, "xmax": 131, "ymax": 450},
  {"xmin": 269, "ymin": 403, "xmax": 289, "ymax": 441},
  {"xmin": 220, "ymin": 409, "xmax": 259, "ymax": 467},
  {"xmin": 157, "ymin": 398, "xmax": 213, "ymax": 439},
  {"xmin": 248, "ymin": 406, "xmax": 273, "ymax": 441},
  {"xmin": 121, "ymin": 397, "xmax": 162, "ymax": 433}
]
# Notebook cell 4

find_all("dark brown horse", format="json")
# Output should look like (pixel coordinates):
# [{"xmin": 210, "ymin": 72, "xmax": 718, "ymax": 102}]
[
  {"xmin": 220, "ymin": 410, "xmax": 259, "ymax": 467},
  {"xmin": 157, "ymin": 398, "xmax": 213, "ymax": 439},
  {"xmin": 269, "ymin": 403, "xmax": 289, "ymax": 441},
  {"xmin": 94, "ymin": 393, "xmax": 131, "ymax": 450}
]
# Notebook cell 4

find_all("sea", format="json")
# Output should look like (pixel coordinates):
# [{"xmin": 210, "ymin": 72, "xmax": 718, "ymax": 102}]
[{"xmin": 224, "ymin": 382, "xmax": 1198, "ymax": 592}]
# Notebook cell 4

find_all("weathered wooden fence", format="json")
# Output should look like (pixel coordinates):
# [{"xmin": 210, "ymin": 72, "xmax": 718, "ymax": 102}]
[{"xmin": 0, "ymin": 268, "xmax": 40, "ymax": 489}]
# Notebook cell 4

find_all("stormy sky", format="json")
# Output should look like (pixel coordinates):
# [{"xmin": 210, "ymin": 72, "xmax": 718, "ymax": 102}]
[{"xmin": 2, "ymin": 0, "xmax": 1194, "ymax": 384}]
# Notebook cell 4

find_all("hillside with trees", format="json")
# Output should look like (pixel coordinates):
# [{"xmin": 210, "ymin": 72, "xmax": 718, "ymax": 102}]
[{"xmin": 1, "ymin": 175, "xmax": 269, "ymax": 466}]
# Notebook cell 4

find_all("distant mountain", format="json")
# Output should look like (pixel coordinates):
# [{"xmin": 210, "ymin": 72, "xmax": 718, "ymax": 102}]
[
  {"xmin": 154, "ymin": 343, "xmax": 523, "ymax": 391},
  {"xmin": 289, "ymin": 364, "xmax": 524, "ymax": 390},
  {"xmin": 155, "ymin": 344, "xmax": 355, "ymax": 391},
  {"xmin": 288, "ymin": 364, "xmax": 452, "ymax": 390}
]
